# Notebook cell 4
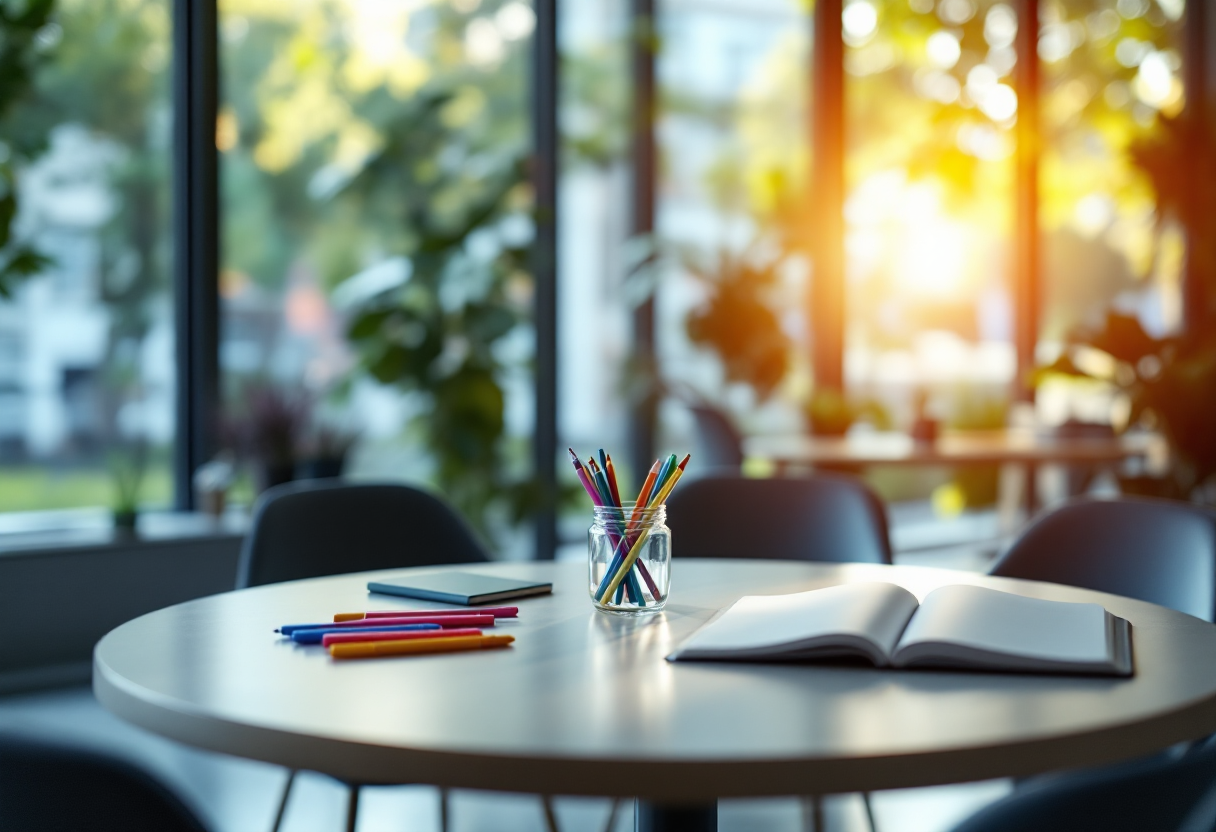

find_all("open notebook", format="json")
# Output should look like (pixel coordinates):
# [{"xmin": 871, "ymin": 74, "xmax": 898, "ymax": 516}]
[{"xmin": 668, "ymin": 582, "xmax": 1133, "ymax": 676}]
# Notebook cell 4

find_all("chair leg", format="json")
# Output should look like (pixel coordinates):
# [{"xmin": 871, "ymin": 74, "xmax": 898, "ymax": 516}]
[
  {"xmin": 542, "ymin": 794, "xmax": 561, "ymax": 832},
  {"xmin": 602, "ymin": 798, "xmax": 621, "ymax": 832},
  {"xmin": 861, "ymin": 792, "xmax": 877, "ymax": 832},
  {"xmin": 272, "ymin": 769, "xmax": 297, "ymax": 832},
  {"xmin": 345, "ymin": 785, "xmax": 360, "ymax": 832},
  {"xmin": 439, "ymin": 787, "xmax": 450, "ymax": 832},
  {"xmin": 800, "ymin": 795, "xmax": 826, "ymax": 832}
]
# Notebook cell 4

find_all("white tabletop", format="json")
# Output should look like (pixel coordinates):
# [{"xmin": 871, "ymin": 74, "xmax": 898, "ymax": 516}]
[{"xmin": 94, "ymin": 560, "xmax": 1216, "ymax": 801}]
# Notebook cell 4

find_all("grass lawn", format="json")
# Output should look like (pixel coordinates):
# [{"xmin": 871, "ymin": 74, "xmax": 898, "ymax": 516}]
[{"xmin": 0, "ymin": 464, "xmax": 173, "ymax": 513}]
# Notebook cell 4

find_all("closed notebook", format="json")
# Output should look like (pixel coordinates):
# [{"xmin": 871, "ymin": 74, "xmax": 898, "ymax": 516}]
[
  {"xmin": 668, "ymin": 582, "xmax": 1133, "ymax": 677},
  {"xmin": 368, "ymin": 572, "xmax": 553, "ymax": 606}
]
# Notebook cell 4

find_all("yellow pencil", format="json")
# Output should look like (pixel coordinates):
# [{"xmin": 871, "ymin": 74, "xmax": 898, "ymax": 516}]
[
  {"xmin": 329, "ymin": 634, "xmax": 514, "ymax": 659},
  {"xmin": 601, "ymin": 461, "xmax": 689, "ymax": 601}
]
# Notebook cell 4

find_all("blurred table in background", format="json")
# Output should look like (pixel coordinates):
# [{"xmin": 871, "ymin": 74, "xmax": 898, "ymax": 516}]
[{"xmin": 745, "ymin": 429, "xmax": 1166, "ymax": 513}]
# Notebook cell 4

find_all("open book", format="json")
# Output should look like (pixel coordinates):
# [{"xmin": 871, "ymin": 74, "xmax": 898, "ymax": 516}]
[{"xmin": 668, "ymin": 582, "xmax": 1133, "ymax": 676}]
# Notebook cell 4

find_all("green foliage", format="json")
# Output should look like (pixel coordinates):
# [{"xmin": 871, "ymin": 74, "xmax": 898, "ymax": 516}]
[
  {"xmin": 0, "ymin": 0, "xmax": 55, "ymax": 298},
  {"xmin": 341, "ymin": 89, "xmax": 534, "ymax": 540},
  {"xmin": 684, "ymin": 248, "xmax": 790, "ymax": 400},
  {"xmin": 1040, "ymin": 311, "xmax": 1216, "ymax": 501}
]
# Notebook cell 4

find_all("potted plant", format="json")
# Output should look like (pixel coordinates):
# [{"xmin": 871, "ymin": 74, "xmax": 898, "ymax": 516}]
[
  {"xmin": 1038, "ymin": 312, "xmax": 1216, "ymax": 503},
  {"xmin": 108, "ymin": 440, "xmax": 147, "ymax": 531},
  {"xmin": 295, "ymin": 424, "xmax": 359, "ymax": 481},
  {"xmin": 238, "ymin": 382, "xmax": 311, "ymax": 493}
]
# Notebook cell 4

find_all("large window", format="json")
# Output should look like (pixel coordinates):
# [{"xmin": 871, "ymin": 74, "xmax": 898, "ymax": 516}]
[
  {"xmin": 0, "ymin": 0, "xmax": 174, "ymax": 514},
  {"xmin": 218, "ymin": 0, "xmax": 536, "ymax": 553}
]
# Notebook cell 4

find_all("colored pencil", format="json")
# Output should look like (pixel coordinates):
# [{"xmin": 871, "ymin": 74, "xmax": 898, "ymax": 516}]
[
  {"xmin": 329, "ymin": 633, "xmax": 515, "ymax": 660},
  {"xmin": 588, "ymin": 455, "xmax": 643, "ymax": 604},
  {"xmin": 334, "ymin": 607, "xmax": 518, "ymax": 623},
  {"xmin": 598, "ymin": 455, "xmax": 690, "ymax": 602},
  {"xmin": 569, "ymin": 448, "xmax": 604, "ymax": 506},
  {"xmin": 604, "ymin": 453, "xmax": 623, "ymax": 508},
  {"xmin": 322, "ymin": 627, "xmax": 483, "ymax": 647}
]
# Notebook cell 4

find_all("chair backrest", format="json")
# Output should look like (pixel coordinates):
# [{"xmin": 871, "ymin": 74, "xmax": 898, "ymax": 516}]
[
  {"xmin": 990, "ymin": 497, "xmax": 1216, "ymax": 622},
  {"xmin": 665, "ymin": 474, "xmax": 893, "ymax": 564},
  {"xmin": 237, "ymin": 480, "xmax": 489, "ymax": 589},
  {"xmin": 0, "ymin": 732, "xmax": 210, "ymax": 832},
  {"xmin": 950, "ymin": 737, "xmax": 1216, "ymax": 832},
  {"xmin": 689, "ymin": 405, "xmax": 745, "ymax": 469}
]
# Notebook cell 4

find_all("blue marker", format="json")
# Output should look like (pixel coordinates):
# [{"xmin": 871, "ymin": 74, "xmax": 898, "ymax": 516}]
[{"xmin": 288, "ymin": 623, "xmax": 441, "ymax": 645}]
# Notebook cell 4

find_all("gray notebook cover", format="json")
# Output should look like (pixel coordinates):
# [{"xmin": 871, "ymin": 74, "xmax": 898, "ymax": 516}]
[{"xmin": 368, "ymin": 572, "xmax": 553, "ymax": 605}]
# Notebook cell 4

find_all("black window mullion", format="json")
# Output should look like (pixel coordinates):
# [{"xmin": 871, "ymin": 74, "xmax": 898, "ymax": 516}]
[
  {"xmin": 172, "ymin": 0, "xmax": 220, "ymax": 511},
  {"xmin": 533, "ymin": 0, "xmax": 559, "ymax": 559}
]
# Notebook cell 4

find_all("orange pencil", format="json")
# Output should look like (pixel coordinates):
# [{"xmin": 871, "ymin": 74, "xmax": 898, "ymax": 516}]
[
  {"xmin": 329, "ymin": 633, "xmax": 514, "ymax": 660},
  {"xmin": 604, "ymin": 454, "xmax": 623, "ymax": 507}
]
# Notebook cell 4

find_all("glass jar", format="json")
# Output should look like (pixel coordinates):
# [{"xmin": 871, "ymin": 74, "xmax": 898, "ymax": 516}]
[{"xmin": 588, "ymin": 502, "xmax": 671, "ymax": 614}]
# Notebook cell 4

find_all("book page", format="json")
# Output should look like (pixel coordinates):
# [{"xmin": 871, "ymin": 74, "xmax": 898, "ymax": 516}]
[
  {"xmin": 892, "ymin": 585, "xmax": 1116, "ymax": 671},
  {"xmin": 670, "ymin": 582, "xmax": 920, "ymax": 663}
]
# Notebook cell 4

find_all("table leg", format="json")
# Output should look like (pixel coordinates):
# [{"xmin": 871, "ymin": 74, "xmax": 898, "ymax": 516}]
[
  {"xmin": 1024, "ymin": 462, "xmax": 1039, "ymax": 517},
  {"xmin": 634, "ymin": 800, "xmax": 716, "ymax": 832}
]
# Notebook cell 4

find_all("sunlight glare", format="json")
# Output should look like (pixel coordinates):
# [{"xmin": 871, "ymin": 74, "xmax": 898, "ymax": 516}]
[
  {"xmin": 984, "ymin": 4, "xmax": 1017, "ymax": 49},
  {"xmin": 898, "ymin": 217, "xmax": 967, "ymax": 296},
  {"xmin": 843, "ymin": 1, "xmax": 879, "ymax": 42},
  {"xmin": 926, "ymin": 31, "xmax": 961, "ymax": 69}
]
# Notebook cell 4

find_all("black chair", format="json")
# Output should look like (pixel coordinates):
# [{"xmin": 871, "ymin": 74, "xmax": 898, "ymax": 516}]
[
  {"xmin": 239, "ymin": 480, "xmax": 490, "ymax": 832},
  {"xmin": 945, "ymin": 497, "xmax": 1216, "ymax": 832},
  {"xmin": 237, "ymin": 480, "xmax": 489, "ymax": 590},
  {"xmin": 990, "ymin": 496, "xmax": 1216, "ymax": 622},
  {"xmin": 666, "ymin": 473, "xmax": 893, "ymax": 565},
  {"xmin": 688, "ymin": 405, "xmax": 745, "ymax": 470},
  {"xmin": 950, "ymin": 738, "xmax": 1216, "ymax": 832},
  {"xmin": 666, "ymin": 473, "xmax": 891, "ymax": 832},
  {"xmin": 0, "ymin": 732, "xmax": 211, "ymax": 832}
]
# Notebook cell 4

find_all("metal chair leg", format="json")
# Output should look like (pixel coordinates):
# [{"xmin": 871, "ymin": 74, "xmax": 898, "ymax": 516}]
[
  {"xmin": 602, "ymin": 798, "xmax": 621, "ymax": 832},
  {"xmin": 542, "ymin": 794, "xmax": 561, "ymax": 832},
  {"xmin": 271, "ymin": 769, "xmax": 297, "ymax": 832},
  {"xmin": 800, "ymin": 795, "xmax": 825, "ymax": 832},
  {"xmin": 862, "ymin": 792, "xmax": 877, "ymax": 832},
  {"xmin": 345, "ymin": 785, "xmax": 360, "ymax": 832},
  {"xmin": 439, "ymin": 787, "xmax": 450, "ymax": 832}
]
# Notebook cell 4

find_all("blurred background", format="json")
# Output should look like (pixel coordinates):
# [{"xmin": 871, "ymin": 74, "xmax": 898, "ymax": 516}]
[{"xmin": 0, "ymin": 0, "xmax": 1210, "ymax": 557}]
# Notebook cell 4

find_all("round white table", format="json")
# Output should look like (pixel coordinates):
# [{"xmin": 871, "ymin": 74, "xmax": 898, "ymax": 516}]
[{"xmin": 95, "ymin": 560, "xmax": 1216, "ymax": 831}]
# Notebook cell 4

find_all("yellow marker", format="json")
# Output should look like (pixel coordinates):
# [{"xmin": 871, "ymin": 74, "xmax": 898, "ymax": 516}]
[
  {"xmin": 333, "ymin": 613, "xmax": 366, "ymax": 622},
  {"xmin": 601, "ymin": 465, "xmax": 687, "ymax": 602},
  {"xmin": 328, "ymin": 633, "xmax": 514, "ymax": 659}
]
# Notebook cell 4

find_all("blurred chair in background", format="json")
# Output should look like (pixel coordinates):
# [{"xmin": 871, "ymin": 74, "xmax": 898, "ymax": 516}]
[
  {"xmin": 237, "ymin": 480, "xmax": 489, "ymax": 590},
  {"xmin": 948, "ymin": 735, "xmax": 1216, "ymax": 832},
  {"xmin": 689, "ymin": 404, "xmax": 745, "ymax": 471},
  {"xmin": 948, "ymin": 497, "xmax": 1216, "ymax": 832},
  {"xmin": 990, "ymin": 496, "xmax": 1216, "ymax": 622},
  {"xmin": 238, "ymin": 480, "xmax": 490, "ymax": 832},
  {"xmin": 666, "ymin": 473, "xmax": 892, "ymax": 565},
  {"xmin": 0, "ymin": 732, "xmax": 211, "ymax": 832}
]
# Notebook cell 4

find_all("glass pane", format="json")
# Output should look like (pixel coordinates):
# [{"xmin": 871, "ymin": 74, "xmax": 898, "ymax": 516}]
[
  {"xmin": 654, "ymin": 0, "xmax": 811, "ymax": 450},
  {"xmin": 0, "ymin": 0, "xmax": 174, "ymax": 516},
  {"xmin": 219, "ymin": 0, "xmax": 536, "ymax": 554},
  {"xmin": 1037, "ymin": 0, "xmax": 1185, "ymax": 426},
  {"xmin": 558, "ymin": 0, "xmax": 632, "ymax": 497},
  {"xmin": 845, "ymin": 0, "xmax": 1016, "ymax": 429}
]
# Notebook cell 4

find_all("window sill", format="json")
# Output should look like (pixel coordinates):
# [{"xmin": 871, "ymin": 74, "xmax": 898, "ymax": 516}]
[{"xmin": 0, "ymin": 509, "xmax": 248, "ymax": 558}]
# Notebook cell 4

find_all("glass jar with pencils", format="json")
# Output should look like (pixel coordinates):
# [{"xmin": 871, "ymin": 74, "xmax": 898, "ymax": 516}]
[{"xmin": 588, "ymin": 501, "xmax": 671, "ymax": 614}]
